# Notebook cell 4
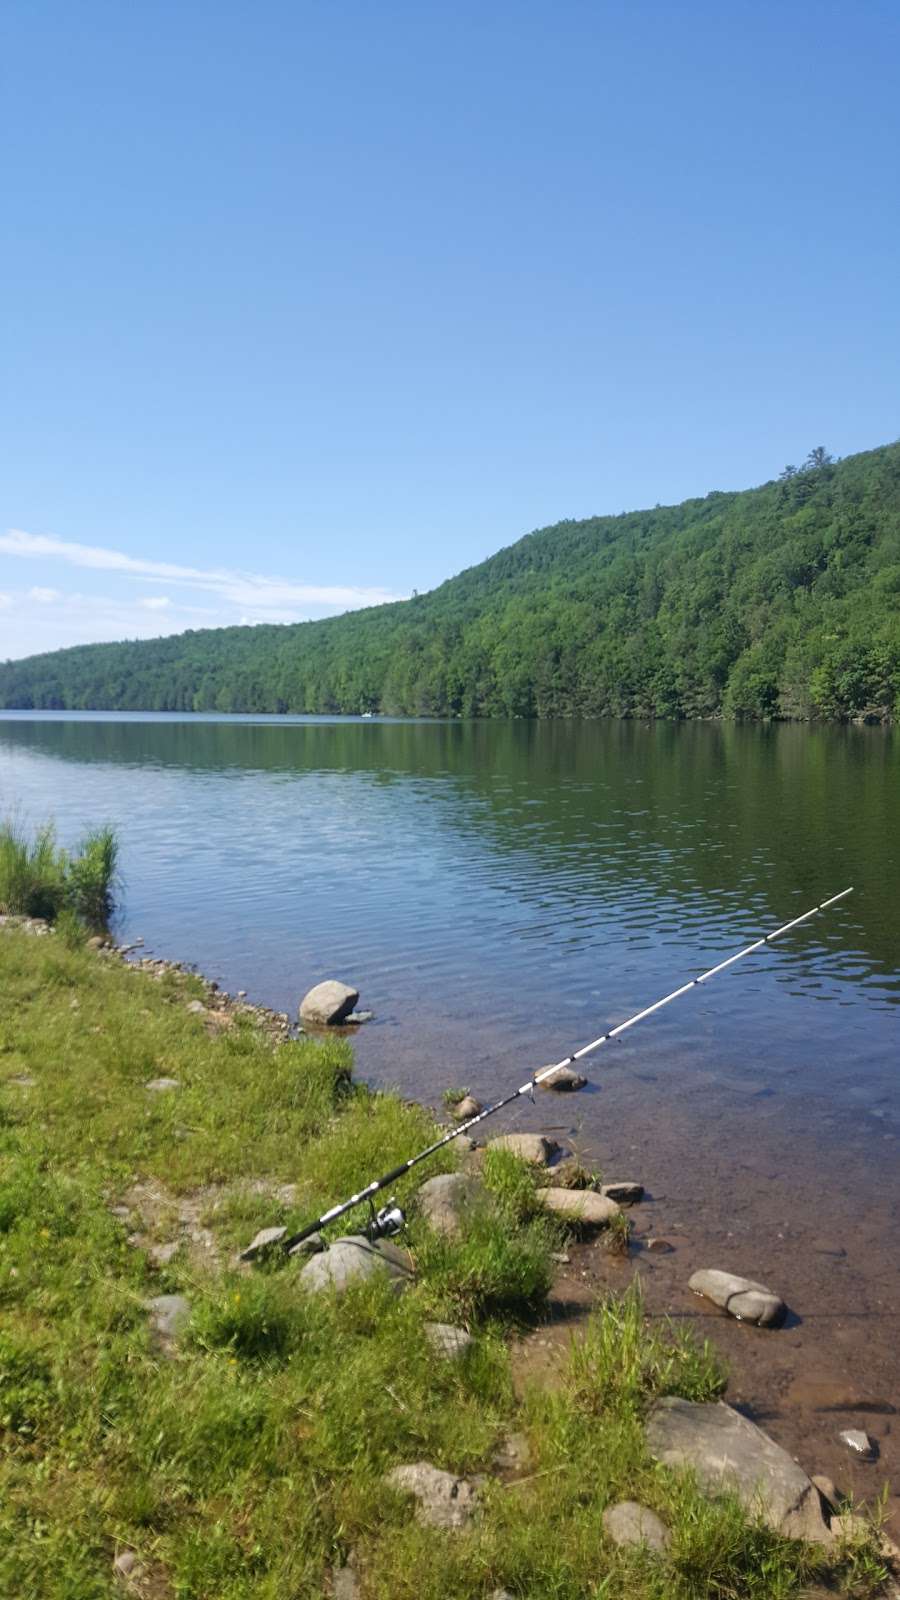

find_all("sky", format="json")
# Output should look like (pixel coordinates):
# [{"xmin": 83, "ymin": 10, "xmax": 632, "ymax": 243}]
[{"xmin": 3, "ymin": 1, "xmax": 899, "ymax": 660}]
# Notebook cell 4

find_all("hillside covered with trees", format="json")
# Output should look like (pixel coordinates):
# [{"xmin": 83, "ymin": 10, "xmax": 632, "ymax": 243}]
[{"xmin": 2, "ymin": 443, "xmax": 899, "ymax": 721}]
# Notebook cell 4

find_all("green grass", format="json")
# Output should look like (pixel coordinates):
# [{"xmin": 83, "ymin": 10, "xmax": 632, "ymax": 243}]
[
  {"xmin": 0, "ymin": 819, "xmax": 118, "ymax": 929},
  {"xmin": 0, "ymin": 927, "xmax": 888, "ymax": 1599}
]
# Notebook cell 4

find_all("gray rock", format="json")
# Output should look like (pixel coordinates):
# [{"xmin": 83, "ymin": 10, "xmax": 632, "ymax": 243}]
[
  {"xmin": 8, "ymin": 1073, "xmax": 36, "ymax": 1087},
  {"xmin": 452, "ymin": 1094, "xmax": 482, "ymax": 1122},
  {"xmin": 144, "ymin": 1293, "xmax": 191, "ymax": 1341},
  {"xmin": 647, "ymin": 1237, "xmax": 675, "ymax": 1253},
  {"xmin": 601, "ymin": 1180, "xmax": 644, "ymax": 1203},
  {"xmin": 417, "ymin": 1171, "xmax": 487, "ymax": 1237},
  {"xmin": 811, "ymin": 1473, "xmax": 840, "ymax": 1509},
  {"xmin": 646, "ymin": 1397, "xmax": 831, "ymax": 1542},
  {"xmin": 839, "ymin": 1428, "xmax": 877, "ymax": 1459},
  {"xmin": 185, "ymin": 999, "xmax": 207, "ymax": 1015},
  {"xmin": 113, "ymin": 1549, "xmax": 146, "ymax": 1586},
  {"xmin": 688, "ymin": 1268, "xmax": 785, "ymax": 1327},
  {"xmin": 540, "ymin": 1064, "xmax": 587, "ymax": 1092},
  {"xmin": 299, "ymin": 980, "xmax": 359, "ymax": 1027},
  {"xmin": 299, "ymin": 1235, "xmax": 414, "ymax": 1296},
  {"xmin": 240, "ymin": 1225, "xmax": 288, "ymax": 1262},
  {"xmin": 488, "ymin": 1133, "xmax": 559, "ymax": 1165},
  {"xmin": 536, "ymin": 1187, "xmax": 620, "ymax": 1228},
  {"xmin": 385, "ymin": 1461, "xmax": 479, "ymax": 1528},
  {"xmin": 331, "ymin": 1561, "xmax": 361, "ymax": 1600},
  {"xmin": 424, "ymin": 1321, "xmax": 473, "ymax": 1360},
  {"xmin": 343, "ymin": 1010, "xmax": 374, "ymax": 1025},
  {"xmin": 602, "ymin": 1500, "xmax": 671, "ymax": 1553},
  {"xmin": 288, "ymin": 1230, "xmax": 325, "ymax": 1257},
  {"xmin": 145, "ymin": 1076, "xmax": 180, "ymax": 1093},
  {"xmin": 148, "ymin": 1241, "xmax": 180, "ymax": 1268}
]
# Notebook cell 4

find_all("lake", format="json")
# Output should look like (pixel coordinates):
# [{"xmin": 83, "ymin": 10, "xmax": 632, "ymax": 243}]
[{"xmin": 1, "ymin": 712, "xmax": 898, "ymax": 1500}]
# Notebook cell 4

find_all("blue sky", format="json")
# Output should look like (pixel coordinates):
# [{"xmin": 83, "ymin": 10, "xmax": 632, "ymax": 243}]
[{"xmin": 3, "ymin": 0, "xmax": 899, "ymax": 658}]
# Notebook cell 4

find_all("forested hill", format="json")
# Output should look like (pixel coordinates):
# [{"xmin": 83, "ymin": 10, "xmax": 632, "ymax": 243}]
[{"xmin": 3, "ymin": 442, "xmax": 899, "ymax": 721}]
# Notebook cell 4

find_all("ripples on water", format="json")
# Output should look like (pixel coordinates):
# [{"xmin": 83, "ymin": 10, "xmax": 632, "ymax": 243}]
[{"xmin": 0, "ymin": 714, "xmax": 896, "ymax": 1157}]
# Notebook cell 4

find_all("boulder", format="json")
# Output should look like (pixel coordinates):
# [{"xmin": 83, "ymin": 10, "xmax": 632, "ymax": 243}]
[
  {"xmin": 537, "ymin": 1187, "xmax": 620, "ymax": 1228},
  {"xmin": 601, "ymin": 1180, "xmax": 644, "ymax": 1203},
  {"xmin": 299, "ymin": 1235, "xmax": 413, "ymax": 1296},
  {"xmin": 688, "ymin": 1268, "xmax": 785, "ymax": 1327},
  {"xmin": 602, "ymin": 1500, "xmax": 671, "ymax": 1553},
  {"xmin": 452, "ymin": 1095, "xmax": 482, "ymax": 1122},
  {"xmin": 424, "ymin": 1322, "xmax": 473, "ymax": 1360},
  {"xmin": 838, "ymin": 1428, "xmax": 876, "ymax": 1459},
  {"xmin": 488, "ymin": 1133, "xmax": 559, "ymax": 1165},
  {"xmin": 240, "ymin": 1225, "xmax": 287, "ymax": 1262},
  {"xmin": 385, "ymin": 1461, "xmax": 479, "ymax": 1529},
  {"xmin": 417, "ymin": 1171, "xmax": 487, "ymax": 1237},
  {"xmin": 299, "ymin": 981, "xmax": 359, "ymax": 1027},
  {"xmin": 540, "ymin": 1065, "xmax": 587, "ymax": 1092},
  {"xmin": 645, "ymin": 1397, "xmax": 831, "ymax": 1542}
]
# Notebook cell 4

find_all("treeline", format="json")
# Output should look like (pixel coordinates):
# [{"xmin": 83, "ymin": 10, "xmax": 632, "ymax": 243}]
[{"xmin": 2, "ymin": 442, "xmax": 899, "ymax": 722}]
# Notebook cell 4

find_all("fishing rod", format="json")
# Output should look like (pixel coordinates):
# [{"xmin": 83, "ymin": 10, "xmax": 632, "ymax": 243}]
[{"xmin": 280, "ymin": 887, "xmax": 853, "ymax": 1254}]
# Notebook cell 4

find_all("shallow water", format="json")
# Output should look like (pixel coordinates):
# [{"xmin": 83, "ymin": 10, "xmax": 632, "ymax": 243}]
[{"xmin": 1, "ymin": 712, "xmax": 898, "ymax": 1512}]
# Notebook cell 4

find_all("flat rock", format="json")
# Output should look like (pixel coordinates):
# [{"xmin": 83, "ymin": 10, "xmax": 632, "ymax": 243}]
[
  {"xmin": 540, "ymin": 1064, "xmax": 587, "ymax": 1092},
  {"xmin": 240, "ymin": 1225, "xmax": 288, "ymax": 1262},
  {"xmin": 537, "ymin": 1187, "xmax": 620, "ymax": 1228},
  {"xmin": 145, "ymin": 1076, "xmax": 180, "ymax": 1093},
  {"xmin": 385, "ymin": 1461, "xmax": 479, "ymax": 1528},
  {"xmin": 452, "ymin": 1094, "xmax": 482, "ymax": 1121},
  {"xmin": 299, "ymin": 1235, "xmax": 414, "ymax": 1296},
  {"xmin": 602, "ymin": 1500, "xmax": 671, "ymax": 1553},
  {"xmin": 689, "ymin": 1268, "xmax": 785, "ymax": 1327},
  {"xmin": 839, "ymin": 1428, "xmax": 876, "ymax": 1459},
  {"xmin": 417, "ymin": 1171, "xmax": 487, "ymax": 1237},
  {"xmin": 288, "ymin": 1230, "xmax": 325, "ymax": 1257},
  {"xmin": 424, "ymin": 1321, "xmax": 473, "ymax": 1360},
  {"xmin": 488, "ymin": 1133, "xmax": 559, "ymax": 1165},
  {"xmin": 299, "ymin": 980, "xmax": 359, "ymax": 1027},
  {"xmin": 601, "ymin": 1180, "xmax": 644, "ymax": 1202},
  {"xmin": 144, "ymin": 1292, "xmax": 191, "ymax": 1341},
  {"xmin": 646, "ymin": 1397, "xmax": 830, "ymax": 1542}
]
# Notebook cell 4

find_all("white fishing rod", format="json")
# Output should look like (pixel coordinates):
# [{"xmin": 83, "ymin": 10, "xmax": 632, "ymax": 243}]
[{"xmin": 280, "ymin": 887, "xmax": 853, "ymax": 1253}]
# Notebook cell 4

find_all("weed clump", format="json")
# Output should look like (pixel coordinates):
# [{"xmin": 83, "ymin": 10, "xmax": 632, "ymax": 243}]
[{"xmin": 0, "ymin": 819, "xmax": 118, "ymax": 929}]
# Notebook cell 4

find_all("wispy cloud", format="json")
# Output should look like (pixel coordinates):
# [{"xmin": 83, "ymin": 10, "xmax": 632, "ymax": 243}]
[{"xmin": 0, "ymin": 529, "xmax": 404, "ymax": 614}]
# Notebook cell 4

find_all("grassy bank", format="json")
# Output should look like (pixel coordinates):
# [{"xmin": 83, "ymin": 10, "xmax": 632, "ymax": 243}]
[
  {"xmin": 0, "ymin": 926, "xmax": 886, "ymax": 1598},
  {"xmin": 0, "ymin": 820, "xmax": 118, "ymax": 928}
]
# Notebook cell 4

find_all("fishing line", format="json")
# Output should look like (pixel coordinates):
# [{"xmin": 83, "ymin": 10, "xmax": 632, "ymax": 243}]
[{"xmin": 280, "ymin": 887, "xmax": 853, "ymax": 1253}]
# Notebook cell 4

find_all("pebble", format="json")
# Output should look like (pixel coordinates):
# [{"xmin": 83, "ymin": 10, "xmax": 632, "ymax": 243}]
[
  {"xmin": 145, "ymin": 1077, "xmax": 180, "ymax": 1093},
  {"xmin": 688, "ymin": 1268, "xmax": 785, "ymax": 1327},
  {"xmin": 839, "ymin": 1428, "xmax": 877, "ymax": 1460}
]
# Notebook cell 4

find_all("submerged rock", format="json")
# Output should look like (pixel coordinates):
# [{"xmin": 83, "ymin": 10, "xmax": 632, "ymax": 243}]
[
  {"xmin": 298, "ymin": 1235, "xmax": 413, "ymax": 1296},
  {"xmin": 688, "ymin": 1268, "xmax": 785, "ymax": 1327},
  {"xmin": 646, "ymin": 1397, "xmax": 831, "ymax": 1542},
  {"xmin": 488, "ymin": 1133, "xmax": 559, "ymax": 1165},
  {"xmin": 299, "ymin": 980, "xmax": 359, "ymax": 1027},
  {"xmin": 385, "ymin": 1461, "xmax": 479, "ymax": 1528},
  {"xmin": 536, "ymin": 1187, "xmax": 620, "ymax": 1228},
  {"xmin": 417, "ymin": 1171, "xmax": 487, "ymax": 1237},
  {"xmin": 602, "ymin": 1500, "xmax": 671, "ymax": 1553}
]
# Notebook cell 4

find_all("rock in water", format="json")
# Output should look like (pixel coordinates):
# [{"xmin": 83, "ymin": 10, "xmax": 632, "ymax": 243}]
[
  {"xmin": 385, "ymin": 1462, "xmax": 479, "ymax": 1528},
  {"xmin": 298, "ymin": 1235, "xmax": 413, "ymax": 1296},
  {"xmin": 839, "ymin": 1428, "xmax": 877, "ymax": 1459},
  {"xmin": 601, "ymin": 1180, "xmax": 644, "ymax": 1202},
  {"xmin": 645, "ymin": 1397, "xmax": 831, "ymax": 1542},
  {"xmin": 540, "ymin": 1064, "xmax": 587, "ymax": 1092},
  {"xmin": 487, "ymin": 1133, "xmax": 559, "ymax": 1165},
  {"xmin": 417, "ymin": 1171, "xmax": 487, "ymax": 1237},
  {"xmin": 299, "ymin": 980, "xmax": 360, "ymax": 1027},
  {"xmin": 536, "ymin": 1187, "xmax": 620, "ymax": 1228},
  {"xmin": 688, "ymin": 1268, "xmax": 786, "ymax": 1327},
  {"xmin": 602, "ymin": 1501, "xmax": 671, "ymax": 1553},
  {"xmin": 452, "ymin": 1094, "xmax": 482, "ymax": 1121}
]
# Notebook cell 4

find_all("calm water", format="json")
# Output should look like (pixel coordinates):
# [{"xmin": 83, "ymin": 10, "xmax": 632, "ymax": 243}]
[{"xmin": 0, "ymin": 714, "xmax": 895, "ymax": 1143}]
